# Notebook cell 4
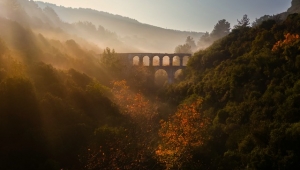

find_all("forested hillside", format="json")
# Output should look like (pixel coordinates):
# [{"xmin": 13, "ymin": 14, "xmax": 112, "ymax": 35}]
[
  {"xmin": 164, "ymin": 12, "xmax": 300, "ymax": 170},
  {"xmin": 3, "ymin": 0, "xmax": 142, "ymax": 52},
  {"xmin": 35, "ymin": 1, "xmax": 203, "ymax": 52},
  {"xmin": 1, "ymin": 0, "xmax": 300, "ymax": 169},
  {"xmin": 0, "ymin": 1, "xmax": 158, "ymax": 169}
]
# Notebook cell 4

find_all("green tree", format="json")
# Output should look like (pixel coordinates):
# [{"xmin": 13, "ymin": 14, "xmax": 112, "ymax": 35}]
[
  {"xmin": 174, "ymin": 43, "xmax": 192, "ymax": 53},
  {"xmin": 210, "ymin": 19, "xmax": 231, "ymax": 40},
  {"xmin": 100, "ymin": 47, "xmax": 117, "ymax": 66},
  {"xmin": 175, "ymin": 36, "xmax": 196, "ymax": 53},
  {"xmin": 234, "ymin": 14, "xmax": 250, "ymax": 29},
  {"xmin": 99, "ymin": 47, "xmax": 123, "ymax": 80},
  {"xmin": 252, "ymin": 15, "xmax": 275, "ymax": 27},
  {"xmin": 197, "ymin": 19, "xmax": 230, "ymax": 50},
  {"xmin": 185, "ymin": 36, "xmax": 197, "ymax": 51},
  {"xmin": 197, "ymin": 32, "xmax": 211, "ymax": 49}
]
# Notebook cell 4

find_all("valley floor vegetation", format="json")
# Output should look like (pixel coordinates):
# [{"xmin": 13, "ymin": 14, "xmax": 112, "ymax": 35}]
[{"xmin": 1, "ymin": 0, "xmax": 300, "ymax": 169}]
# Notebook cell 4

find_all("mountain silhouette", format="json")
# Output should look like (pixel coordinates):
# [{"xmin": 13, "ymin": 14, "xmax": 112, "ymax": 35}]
[{"xmin": 35, "ymin": 1, "xmax": 204, "ymax": 52}]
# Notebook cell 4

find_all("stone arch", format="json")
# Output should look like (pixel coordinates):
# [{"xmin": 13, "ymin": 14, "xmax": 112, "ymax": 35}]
[
  {"xmin": 163, "ymin": 56, "xmax": 170, "ymax": 66},
  {"xmin": 153, "ymin": 56, "xmax": 160, "ymax": 66},
  {"xmin": 155, "ymin": 69, "xmax": 168, "ymax": 85},
  {"xmin": 133, "ymin": 56, "xmax": 139, "ymax": 65},
  {"xmin": 173, "ymin": 56, "xmax": 180, "ymax": 66},
  {"xmin": 174, "ymin": 69, "xmax": 183, "ymax": 79},
  {"xmin": 143, "ymin": 56, "xmax": 150, "ymax": 66}
]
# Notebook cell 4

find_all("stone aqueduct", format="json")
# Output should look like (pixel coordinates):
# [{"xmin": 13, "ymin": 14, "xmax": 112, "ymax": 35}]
[{"xmin": 117, "ymin": 53, "xmax": 192, "ymax": 83}]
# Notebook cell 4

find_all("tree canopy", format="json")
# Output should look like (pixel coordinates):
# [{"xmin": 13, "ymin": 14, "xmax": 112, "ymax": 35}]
[
  {"xmin": 210, "ymin": 19, "xmax": 231, "ymax": 39},
  {"xmin": 1, "ymin": 0, "xmax": 300, "ymax": 169},
  {"xmin": 234, "ymin": 14, "xmax": 250, "ymax": 29},
  {"xmin": 163, "ymin": 13, "xmax": 300, "ymax": 169}
]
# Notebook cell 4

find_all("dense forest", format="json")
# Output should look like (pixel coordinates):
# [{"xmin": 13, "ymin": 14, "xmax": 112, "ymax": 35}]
[
  {"xmin": 164, "ymin": 13, "xmax": 300, "ymax": 169},
  {"xmin": 1, "ymin": 0, "xmax": 300, "ymax": 169}
]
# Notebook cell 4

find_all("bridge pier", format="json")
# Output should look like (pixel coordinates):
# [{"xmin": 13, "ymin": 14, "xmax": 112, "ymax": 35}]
[
  {"xmin": 159, "ymin": 57, "xmax": 163, "ymax": 66},
  {"xmin": 169, "ymin": 56, "xmax": 173, "ymax": 66},
  {"xmin": 167, "ymin": 68, "xmax": 174, "ymax": 83},
  {"xmin": 149, "ymin": 56, "xmax": 153, "ymax": 66},
  {"xmin": 180, "ymin": 57, "xmax": 183, "ymax": 66},
  {"xmin": 138, "ymin": 55, "xmax": 143, "ymax": 66}
]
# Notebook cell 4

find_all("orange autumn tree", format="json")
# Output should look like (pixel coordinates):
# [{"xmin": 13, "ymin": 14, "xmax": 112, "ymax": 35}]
[
  {"xmin": 272, "ymin": 33, "xmax": 300, "ymax": 52},
  {"xmin": 111, "ymin": 80, "xmax": 156, "ymax": 122},
  {"xmin": 156, "ymin": 99, "xmax": 210, "ymax": 169},
  {"xmin": 272, "ymin": 33, "xmax": 300, "ymax": 55},
  {"xmin": 111, "ymin": 80, "xmax": 159, "ymax": 167},
  {"xmin": 272, "ymin": 33, "xmax": 300, "ymax": 67}
]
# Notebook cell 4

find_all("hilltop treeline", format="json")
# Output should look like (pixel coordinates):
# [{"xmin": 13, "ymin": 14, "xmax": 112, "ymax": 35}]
[
  {"xmin": 35, "ymin": 1, "xmax": 203, "ymax": 52},
  {"xmin": 163, "ymin": 13, "xmax": 300, "ymax": 169}
]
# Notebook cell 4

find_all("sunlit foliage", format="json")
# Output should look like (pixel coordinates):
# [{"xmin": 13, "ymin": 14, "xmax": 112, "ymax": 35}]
[
  {"xmin": 163, "ymin": 13, "xmax": 300, "ymax": 169},
  {"xmin": 112, "ymin": 80, "xmax": 157, "ymax": 125},
  {"xmin": 83, "ymin": 80, "xmax": 160, "ymax": 169},
  {"xmin": 1, "ymin": 0, "xmax": 300, "ymax": 169},
  {"xmin": 272, "ymin": 33, "xmax": 300, "ymax": 52},
  {"xmin": 156, "ymin": 99, "xmax": 210, "ymax": 169}
]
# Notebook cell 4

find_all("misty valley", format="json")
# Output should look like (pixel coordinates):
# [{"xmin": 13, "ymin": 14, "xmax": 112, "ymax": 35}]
[{"xmin": 1, "ymin": 0, "xmax": 300, "ymax": 169}]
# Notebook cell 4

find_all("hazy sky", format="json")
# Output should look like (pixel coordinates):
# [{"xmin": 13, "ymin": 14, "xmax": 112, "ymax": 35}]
[{"xmin": 34, "ymin": 0, "xmax": 292, "ymax": 32}]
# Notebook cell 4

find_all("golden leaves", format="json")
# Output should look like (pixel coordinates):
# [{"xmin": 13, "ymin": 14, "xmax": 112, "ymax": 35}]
[
  {"xmin": 91, "ymin": 80, "xmax": 158, "ymax": 169},
  {"xmin": 272, "ymin": 33, "xmax": 300, "ymax": 52},
  {"xmin": 111, "ymin": 80, "xmax": 156, "ymax": 122},
  {"xmin": 156, "ymin": 99, "xmax": 210, "ymax": 169}
]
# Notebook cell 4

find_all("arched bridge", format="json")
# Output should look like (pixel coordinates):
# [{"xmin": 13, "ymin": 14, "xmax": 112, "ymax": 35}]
[{"xmin": 116, "ymin": 53, "xmax": 191, "ymax": 83}]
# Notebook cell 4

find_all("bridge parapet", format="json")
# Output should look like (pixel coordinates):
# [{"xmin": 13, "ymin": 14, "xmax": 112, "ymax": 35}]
[{"xmin": 117, "ymin": 53, "xmax": 191, "ymax": 67}]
